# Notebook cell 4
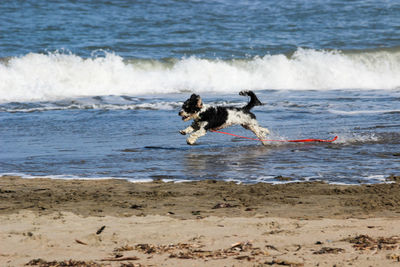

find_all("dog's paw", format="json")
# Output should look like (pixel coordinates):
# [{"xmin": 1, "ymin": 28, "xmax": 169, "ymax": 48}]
[
  {"xmin": 186, "ymin": 138, "xmax": 196, "ymax": 145},
  {"xmin": 179, "ymin": 130, "xmax": 187, "ymax": 135},
  {"xmin": 261, "ymin": 140, "xmax": 269, "ymax": 146}
]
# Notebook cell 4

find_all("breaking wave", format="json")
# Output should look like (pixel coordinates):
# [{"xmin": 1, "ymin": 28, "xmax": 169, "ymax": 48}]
[{"xmin": 1, "ymin": 47, "xmax": 400, "ymax": 103}]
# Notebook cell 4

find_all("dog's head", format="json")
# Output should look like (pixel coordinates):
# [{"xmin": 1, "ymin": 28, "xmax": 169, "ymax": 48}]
[{"xmin": 179, "ymin": 93, "xmax": 203, "ymax": 121}]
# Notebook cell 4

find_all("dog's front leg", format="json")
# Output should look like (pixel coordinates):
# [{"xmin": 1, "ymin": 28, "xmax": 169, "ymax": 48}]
[
  {"xmin": 180, "ymin": 126, "xmax": 194, "ymax": 135},
  {"xmin": 180, "ymin": 122, "xmax": 199, "ymax": 135},
  {"xmin": 186, "ymin": 123, "xmax": 207, "ymax": 145}
]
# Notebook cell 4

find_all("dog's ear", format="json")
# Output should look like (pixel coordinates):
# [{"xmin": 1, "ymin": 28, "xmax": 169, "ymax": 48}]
[
  {"xmin": 190, "ymin": 94, "xmax": 203, "ymax": 109},
  {"xmin": 196, "ymin": 96, "xmax": 203, "ymax": 109}
]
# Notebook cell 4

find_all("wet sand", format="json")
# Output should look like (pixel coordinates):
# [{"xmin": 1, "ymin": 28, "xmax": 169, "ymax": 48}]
[{"xmin": 1, "ymin": 175, "xmax": 400, "ymax": 266}]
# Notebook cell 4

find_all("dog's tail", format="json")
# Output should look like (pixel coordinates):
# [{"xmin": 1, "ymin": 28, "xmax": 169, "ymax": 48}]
[{"xmin": 239, "ymin": 90, "xmax": 263, "ymax": 110}]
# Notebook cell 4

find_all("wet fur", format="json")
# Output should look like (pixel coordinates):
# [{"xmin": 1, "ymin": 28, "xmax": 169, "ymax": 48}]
[{"xmin": 179, "ymin": 90, "xmax": 270, "ymax": 145}]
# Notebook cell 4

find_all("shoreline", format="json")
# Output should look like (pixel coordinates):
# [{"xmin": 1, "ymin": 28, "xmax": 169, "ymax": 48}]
[
  {"xmin": 1, "ymin": 175, "xmax": 400, "ymax": 219},
  {"xmin": 1, "ymin": 172, "xmax": 396, "ymax": 186},
  {"xmin": 1, "ymin": 175, "xmax": 400, "ymax": 266}
]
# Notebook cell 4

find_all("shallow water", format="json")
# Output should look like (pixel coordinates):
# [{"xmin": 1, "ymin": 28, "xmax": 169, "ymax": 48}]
[
  {"xmin": 1, "ymin": 90, "xmax": 399, "ymax": 184},
  {"xmin": 1, "ymin": 0, "xmax": 399, "ymax": 184}
]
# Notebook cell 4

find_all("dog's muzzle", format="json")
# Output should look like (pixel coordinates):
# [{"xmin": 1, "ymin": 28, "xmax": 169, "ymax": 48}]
[{"xmin": 179, "ymin": 111, "xmax": 190, "ymax": 121}]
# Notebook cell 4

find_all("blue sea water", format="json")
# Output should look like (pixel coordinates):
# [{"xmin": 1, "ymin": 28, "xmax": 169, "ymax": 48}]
[{"xmin": 0, "ymin": 0, "xmax": 399, "ymax": 184}]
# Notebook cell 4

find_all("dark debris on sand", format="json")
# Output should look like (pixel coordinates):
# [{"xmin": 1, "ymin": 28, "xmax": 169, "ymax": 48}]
[
  {"xmin": 25, "ymin": 259, "xmax": 104, "ymax": 267},
  {"xmin": 114, "ymin": 241, "xmax": 268, "ymax": 261},
  {"xmin": 313, "ymin": 247, "xmax": 345, "ymax": 254},
  {"xmin": 26, "ymin": 258, "xmax": 146, "ymax": 267},
  {"xmin": 344, "ymin": 234, "xmax": 400, "ymax": 251}
]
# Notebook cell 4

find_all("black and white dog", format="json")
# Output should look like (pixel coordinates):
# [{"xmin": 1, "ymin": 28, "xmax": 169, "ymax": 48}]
[{"xmin": 179, "ymin": 90, "xmax": 270, "ymax": 145}]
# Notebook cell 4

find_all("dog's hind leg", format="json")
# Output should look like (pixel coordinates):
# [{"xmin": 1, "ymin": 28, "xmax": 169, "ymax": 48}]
[
  {"xmin": 242, "ymin": 121, "xmax": 270, "ymax": 145},
  {"xmin": 260, "ymin": 126, "xmax": 270, "ymax": 136}
]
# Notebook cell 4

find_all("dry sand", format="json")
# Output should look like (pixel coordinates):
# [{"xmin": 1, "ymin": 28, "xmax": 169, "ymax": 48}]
[{"xmin": 1, "ymin": 175, "xmax": 400, "ymax": 266}]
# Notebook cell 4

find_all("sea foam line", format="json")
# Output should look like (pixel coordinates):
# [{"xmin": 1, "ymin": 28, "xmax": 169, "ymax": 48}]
[{"xmin": 1, "ymin": 48, "xmax": 400, "ymax": 103}]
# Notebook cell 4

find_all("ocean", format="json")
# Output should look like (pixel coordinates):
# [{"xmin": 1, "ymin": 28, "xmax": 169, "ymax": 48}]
[{"xmin": 1, "ymin": 0, "xmax": 399, "ymax": 184}]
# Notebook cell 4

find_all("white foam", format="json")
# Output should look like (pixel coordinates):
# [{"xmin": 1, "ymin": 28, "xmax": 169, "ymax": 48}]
[
  {"xmin": 1, "ymin": 48, "xmax": 400, "ymax": 103},
  {"xmin": 0, "ymin": 172, "xmax": 155, "ymax": 183},
  {"xmin": 0, "ymin": 101, "xmax": 181, "ymax": 113},
  {"xmin": 332, "ymin": 132, "xmax": 380, "ymax": 144},
  {"xmin": 328, "ymin": 109, "xmax": 400, "ymax": 115},
  {"xmin": 0, "ymin": 172, "xmax": 114, "ymax": 180}
]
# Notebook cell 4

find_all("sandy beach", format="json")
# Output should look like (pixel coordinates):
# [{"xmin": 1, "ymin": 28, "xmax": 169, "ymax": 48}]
[
  {"xmin": 2, "ymin": 0, "xmax": 400, "ymax": 266},
  {"xmin": 1, "ymin": 175, "xmax": 400, "ymax": 266}
]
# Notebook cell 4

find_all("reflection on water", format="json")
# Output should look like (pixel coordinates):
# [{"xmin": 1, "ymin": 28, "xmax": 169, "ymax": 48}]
[{"xmin": 183, "ymin": 145, "xmax": 272, "ymax": 181}]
